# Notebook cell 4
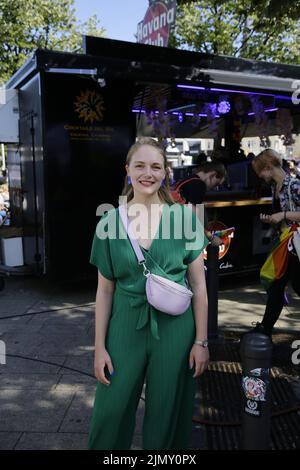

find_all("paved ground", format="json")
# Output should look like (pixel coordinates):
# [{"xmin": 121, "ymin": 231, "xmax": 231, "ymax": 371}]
[{"xmin": 0, "ymin": 273, "xmax": 299, "ymax": 450}]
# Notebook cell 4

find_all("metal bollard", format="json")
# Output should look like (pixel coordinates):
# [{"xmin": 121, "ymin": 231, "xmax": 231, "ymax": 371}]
[
  {"xmin": 206, "ymin": 244, "xmax": 219, "ymax": 339},
  {"xmin": 240, "ymin": 332, "xmax": 273, "ymax": 449}
]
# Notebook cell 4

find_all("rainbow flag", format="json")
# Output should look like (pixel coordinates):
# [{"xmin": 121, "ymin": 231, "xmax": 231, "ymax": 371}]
[{"xmin": 260, "ymin": 227, "xmax": 294, "ymax": 290}]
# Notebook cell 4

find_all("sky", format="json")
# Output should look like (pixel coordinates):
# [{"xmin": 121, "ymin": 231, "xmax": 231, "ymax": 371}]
[{"xmin": 73, "ymin": 0, "xmax": 149, "ymax": 42}]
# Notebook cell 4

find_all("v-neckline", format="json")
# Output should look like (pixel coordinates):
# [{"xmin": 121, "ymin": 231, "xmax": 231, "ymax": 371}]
[{"xmin": 127, "ymin": 203, "xmax": 166, "ymax": 253}]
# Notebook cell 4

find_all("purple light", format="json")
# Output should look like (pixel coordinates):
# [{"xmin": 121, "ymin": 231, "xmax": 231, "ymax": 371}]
[
  {"xmin": 177, "ymin": 84, "xmax": 292, "ymax": 101},
  {"xmin": 177, "ymin": 84, "xmax": 205, "ymax": 91},
  {"xmin": 132, "ymin": 110, "xmax": 218, "ymax": 118},
  {"xmin": 265, "ymin": 107, "xmax": 279, "ymax": 112},
  {"xmin": 218, "ymin": 100, "xmax": 231, "ymax": 114},
  {"xmin": 178, "ymin": 112, "xmax": 184, "ymax": 123},
  {"xmin": 132, "ymin": 110, "xmax": 162, "ymax": 114},
  {"xmin": 210, "ymin": 87, "xmax": 291, "ymax": 101},
  {"xmin": 248, "ymin": 107, "xmax": 278, "ymax": 115},
  {"xmin": 132, "ymin": 108, "xmax": 277, "ymax": 117}
]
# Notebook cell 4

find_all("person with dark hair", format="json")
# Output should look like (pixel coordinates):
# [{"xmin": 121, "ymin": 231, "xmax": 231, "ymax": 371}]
[
  {"xmin": 250, "ymin": 148, "xmax": 300, "ymax": 336},
  {"xmin": 179, "ymin": 161, "xmax": 227, "ymax": 204},
  {"xmin": 174, "ymin": 161, "xmax": 227, "ymax": 246}
]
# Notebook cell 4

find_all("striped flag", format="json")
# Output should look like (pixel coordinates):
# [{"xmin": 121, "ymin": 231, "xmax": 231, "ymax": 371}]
[{"xmin": 260, "ymin": 227, "xmax": 294, "ymax": 290}]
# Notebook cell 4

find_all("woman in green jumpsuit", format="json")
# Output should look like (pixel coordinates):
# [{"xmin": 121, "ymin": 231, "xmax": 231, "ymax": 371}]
[{"xmin": 88, "ymin": 138, "xmax": 209, "ymax": 450}]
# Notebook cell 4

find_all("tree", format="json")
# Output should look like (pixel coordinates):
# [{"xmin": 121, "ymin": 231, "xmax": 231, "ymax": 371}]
[
  {"xmin": 172, "ymin": 0, "xmax": 300, "ymax": 64},
  {"xmin": 0, "ymin": 0, "xmax": 106, "ymax": 84}
]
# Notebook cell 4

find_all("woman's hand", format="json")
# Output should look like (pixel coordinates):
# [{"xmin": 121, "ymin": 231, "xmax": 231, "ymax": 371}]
[
  {"xmin": 94, "ymin": 348, "xmax": 114, "ymax": 386},
  {"xmin": 210, "ymin": 235, "xmax": 224, "ymax": 247},
  {"xmin": 260, "ymin": 212, "xmax": 285, "ymax": 225},
  {"xmin": 189, "ymin": 344, "xmax": 209, "ymax": 378}
]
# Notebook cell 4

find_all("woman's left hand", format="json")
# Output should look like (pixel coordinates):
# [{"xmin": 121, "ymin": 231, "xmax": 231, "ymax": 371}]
[
  {"xmin": 260, "ymin": 212, "xmax": 284, "ymax": 225},
  {"xmin": 189, "ymin": 344, "xmax": 210, "ymax": 378}
]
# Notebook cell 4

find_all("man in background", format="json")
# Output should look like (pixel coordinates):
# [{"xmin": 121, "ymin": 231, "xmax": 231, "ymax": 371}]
[{"xmin": 175, "ymin": 161, "xmax": 227, "ymax": 246}]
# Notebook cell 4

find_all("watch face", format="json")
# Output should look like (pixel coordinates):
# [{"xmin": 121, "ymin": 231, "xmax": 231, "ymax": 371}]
[{"xmin": 195, "ymin": 340, "xmax": 208, "ymax": 347}]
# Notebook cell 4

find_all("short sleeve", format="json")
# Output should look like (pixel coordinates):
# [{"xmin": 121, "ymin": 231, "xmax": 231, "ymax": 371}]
[
  {"xmin": 90, "ymin": 217, "xmax": 115, "ymax": 280},
  {"xmin": 183, "ymin": 205, "xmax": 209, "ymax": 264}
]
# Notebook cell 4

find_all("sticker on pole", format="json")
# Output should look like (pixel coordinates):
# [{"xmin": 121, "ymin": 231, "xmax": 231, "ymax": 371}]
[
  {"xmin": 245, "ymin": 398, "xmax": 262, "ymax": 417},
  {"xmin": 242, "ymin": 376, "xmax": 267, "ymax": 401}
]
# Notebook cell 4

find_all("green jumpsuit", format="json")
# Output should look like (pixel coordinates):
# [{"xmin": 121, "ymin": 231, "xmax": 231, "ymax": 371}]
[{"xmin": 88, "ymin": 203, "xmax": 208, "ymax": 450}]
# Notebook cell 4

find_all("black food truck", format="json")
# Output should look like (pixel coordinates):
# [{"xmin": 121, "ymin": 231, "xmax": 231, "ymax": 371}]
[{"xmin": 0, "ymin": 36, "xmax": 299, "ymax": 283}]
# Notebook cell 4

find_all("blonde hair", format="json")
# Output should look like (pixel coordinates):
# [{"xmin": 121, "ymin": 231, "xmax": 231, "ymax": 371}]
[
  {"xmin": 121, "ymin": 137, "xmax": 174, "ymax": 204},
  {"xmin": 252, "ymin": 148, "xmax": 282, "ymax": 174}
]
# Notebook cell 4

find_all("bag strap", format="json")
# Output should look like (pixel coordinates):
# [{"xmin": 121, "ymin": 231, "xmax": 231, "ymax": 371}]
[{"xmin": 118, "ymin": 205, "xmax": 146, "ymax": 265}]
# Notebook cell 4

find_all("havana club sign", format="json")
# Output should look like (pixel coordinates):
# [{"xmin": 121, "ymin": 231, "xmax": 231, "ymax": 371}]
[{"xmin": 137, "ymin": 1, "xmax": 177, "ymax": 47}]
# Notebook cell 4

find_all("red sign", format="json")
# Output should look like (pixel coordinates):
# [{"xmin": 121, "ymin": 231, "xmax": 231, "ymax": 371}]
[{"xmin": 137, "ymin": 1, "xmax": 177, "ymax": 47}]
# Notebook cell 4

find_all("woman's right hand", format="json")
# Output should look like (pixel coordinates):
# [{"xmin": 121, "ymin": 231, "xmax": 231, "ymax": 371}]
[
  {"xmin": 210, "ymin": 235, "xmax": 224, "ymax": 247},
  {"xmin": 94, "ymin": 348, "xmax": 114, "ymax": 386}
]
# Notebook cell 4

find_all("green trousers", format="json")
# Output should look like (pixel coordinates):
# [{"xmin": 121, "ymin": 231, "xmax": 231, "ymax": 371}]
[{"xmin": 88, "ymin": 291, "xmax": 196, "ymax": 450}]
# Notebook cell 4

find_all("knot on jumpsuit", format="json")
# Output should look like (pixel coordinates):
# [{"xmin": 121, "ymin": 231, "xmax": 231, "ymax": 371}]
[{"xmin": 117, "ymin": 285, "xmax": 160, "ymax": 340}]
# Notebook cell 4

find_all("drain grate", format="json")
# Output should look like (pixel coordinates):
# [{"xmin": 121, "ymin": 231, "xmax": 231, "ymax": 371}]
[{"xmin": 193, "ymin": 336, "xmax": 300, "ymax": 450}]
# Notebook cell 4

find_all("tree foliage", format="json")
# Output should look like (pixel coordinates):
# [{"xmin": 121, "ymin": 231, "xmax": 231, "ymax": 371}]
[
  {"xmin": 172, "ymin": 0, "xmax": 300, "ymax": 64},
  {"xmin": 0, "ymin": 0, "xmax": 106, "ymax": 84}
]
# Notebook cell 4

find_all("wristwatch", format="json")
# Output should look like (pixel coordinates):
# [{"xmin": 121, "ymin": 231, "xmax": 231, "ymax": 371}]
[{"xmin": 194, "ymin": 339, "xmax": 209, "ymax": 347}]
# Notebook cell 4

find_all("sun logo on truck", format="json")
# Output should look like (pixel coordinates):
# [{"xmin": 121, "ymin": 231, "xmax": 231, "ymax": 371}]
[{"xmin": 74, "ymin": 90, "xmax": 105, "ymax": 123}]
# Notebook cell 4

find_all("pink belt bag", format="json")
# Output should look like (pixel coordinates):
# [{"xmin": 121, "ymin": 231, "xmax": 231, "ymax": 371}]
[{"xmin": 119, "ymin": 205, "xmax": 193, "ymax": 316}]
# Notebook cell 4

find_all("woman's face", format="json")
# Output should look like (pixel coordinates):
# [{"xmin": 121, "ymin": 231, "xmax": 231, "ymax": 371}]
[{"xmin": 126, "ymin": 145, "xmax": 166, "ymax": 197}]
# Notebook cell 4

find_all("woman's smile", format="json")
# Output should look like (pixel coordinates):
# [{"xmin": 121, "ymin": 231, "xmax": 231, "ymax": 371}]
[{"xmin": 138, "ymin": 180, "xmax": 155, "ymax": 187}]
